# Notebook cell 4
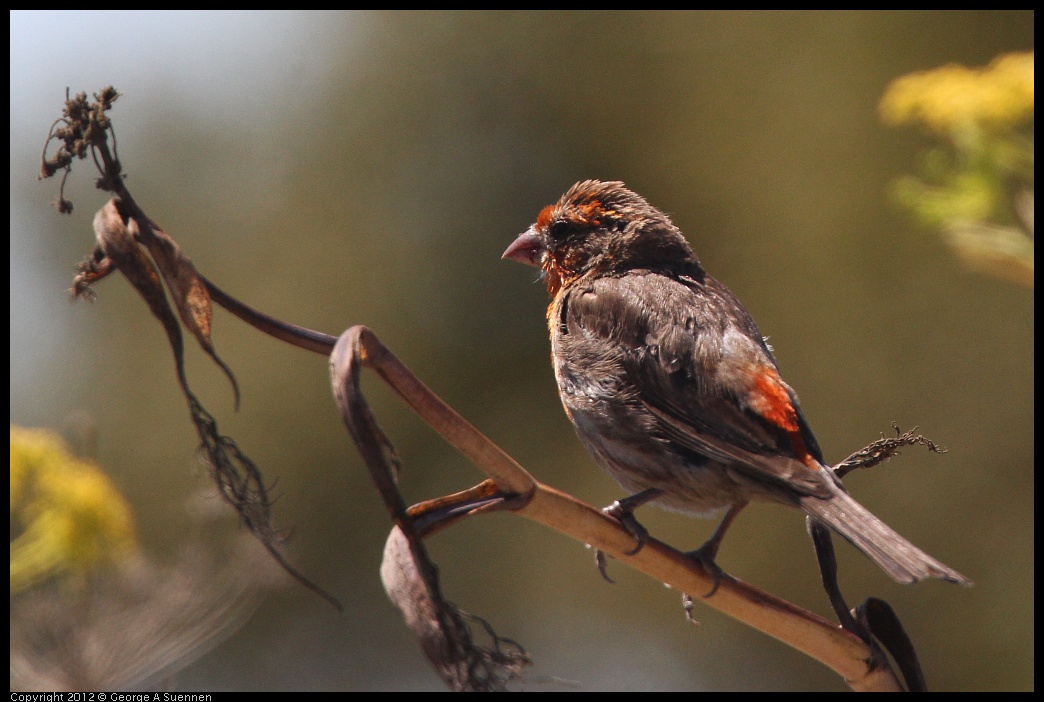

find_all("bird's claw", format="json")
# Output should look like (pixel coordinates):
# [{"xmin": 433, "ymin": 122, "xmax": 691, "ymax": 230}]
[
  {"xmin": 594, "ymin": 548, "xmax": 615, "ymax": 584},
  {"xmin": 603, "ymin": 499, "xmax": 651, "ymax": 556},
  {"xmin": 686, "ymin": 544, "xmax": 726, "ymax": 598},
  {"xmin": 594, "ymin": 489, "xmax": 662, "ymax": 583}
]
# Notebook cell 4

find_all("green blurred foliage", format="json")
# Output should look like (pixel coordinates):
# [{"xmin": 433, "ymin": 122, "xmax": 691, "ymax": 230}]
[
  {"xmin": 11, "ymin": 10, "xmax": 1033, "ymax": 691},
  {"xmin": 881, "ymin": 51, "xmax": 1033, "ymax": 286}
]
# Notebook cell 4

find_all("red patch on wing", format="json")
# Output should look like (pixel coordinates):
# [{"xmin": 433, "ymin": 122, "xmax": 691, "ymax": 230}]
[{"xmin": 750, "ymin": 368, "xmax": 811, "ymax": 463}]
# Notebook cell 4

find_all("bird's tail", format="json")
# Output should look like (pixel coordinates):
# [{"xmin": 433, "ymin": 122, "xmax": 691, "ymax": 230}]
[{"xmin": 800, "ymin": 488, "xmax": 971, "ymax": 586}]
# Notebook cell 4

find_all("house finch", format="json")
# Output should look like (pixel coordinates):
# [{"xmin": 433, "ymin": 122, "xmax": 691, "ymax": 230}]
[{"xmin": 502, "ymin": 179, "xmax": 969, "ymax": 586}]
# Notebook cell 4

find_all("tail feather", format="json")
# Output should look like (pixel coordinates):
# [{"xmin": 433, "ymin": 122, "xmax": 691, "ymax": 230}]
[{"xmin": 800, "ymin": 489, "xmax": 971, "ymax": 586}]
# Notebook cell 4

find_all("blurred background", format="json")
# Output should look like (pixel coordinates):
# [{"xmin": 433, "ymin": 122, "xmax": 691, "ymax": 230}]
[{"xmin": 10, "ymin": 10, "xmax": 1032, "ymax": 691}]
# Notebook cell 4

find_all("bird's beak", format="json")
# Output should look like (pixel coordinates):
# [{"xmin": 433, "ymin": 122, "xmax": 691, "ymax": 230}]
[{"xmin": 501, "ymin": 227, "xmax": 545, "ymax": 268}]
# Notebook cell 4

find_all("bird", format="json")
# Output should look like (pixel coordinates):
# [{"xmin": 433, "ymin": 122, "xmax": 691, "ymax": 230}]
[{"xmin": 502, "ymin": 179, "xmax": 970, "ymax": 587}]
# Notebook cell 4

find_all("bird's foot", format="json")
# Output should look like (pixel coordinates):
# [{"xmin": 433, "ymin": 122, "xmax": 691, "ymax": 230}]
[
  {"xmin": 594, "ymin": 488, "xmax": 663, "ymax": 583},
  {"xmin": 685, "ymin": 543, "xmax": 727, "ymax": 598}
]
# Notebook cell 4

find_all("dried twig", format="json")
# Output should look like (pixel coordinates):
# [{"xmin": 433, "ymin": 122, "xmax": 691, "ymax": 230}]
[
  {"xmin": 835, "ymin": 423, "xmax": 947, "ymax": 479},
  {"xmin": 40, "ymin": 87, "xmax": 337, "ymax": 610}
]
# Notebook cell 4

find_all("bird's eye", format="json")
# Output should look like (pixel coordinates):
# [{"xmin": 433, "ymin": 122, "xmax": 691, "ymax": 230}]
[{"xmin": 548, "ymin": 220, "xmax": 572, "ymax": 240}]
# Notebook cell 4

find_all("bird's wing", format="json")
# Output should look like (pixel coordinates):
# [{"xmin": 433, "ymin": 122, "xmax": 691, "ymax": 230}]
[{"xmin": 560, "ymin": 270, "xmax": 834, "ymax": 499}]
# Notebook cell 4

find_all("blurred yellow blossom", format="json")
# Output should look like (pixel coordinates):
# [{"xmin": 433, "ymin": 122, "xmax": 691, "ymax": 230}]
[
  {"xmin": 881, "ymin": 53, "xmax": 1033, "ymax": 287},
  {"xmin": 881, "ymin": 51, "xmax": 1034, "ymax": 134},
  {"xmin": 10, "ymin": 425, "xmax": 137, "ymax": 592},
  {"xmin": 10, "ymin": 430, "xmax": 279, "ymax": 691}
]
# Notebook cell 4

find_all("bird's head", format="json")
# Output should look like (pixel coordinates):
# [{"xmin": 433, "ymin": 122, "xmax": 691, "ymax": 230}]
[{"xmin": 502, "ymin": 180, "xmax": 700, "ymax": 296}]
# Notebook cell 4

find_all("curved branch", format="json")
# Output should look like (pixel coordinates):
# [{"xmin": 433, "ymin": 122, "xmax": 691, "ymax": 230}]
[{"xmin": 330, "ymin": 324, "xmax": 903, "ymax": 692}]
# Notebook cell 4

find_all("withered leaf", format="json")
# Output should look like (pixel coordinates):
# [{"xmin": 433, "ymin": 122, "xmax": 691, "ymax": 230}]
[
  {"xmin": 381, "ymin": 525, "xmax": 528, "ymax": 691},
  {"xmin": 93, "ymin": 200, "xmax": 187, "ymax": 390},
  {"xmin": 129, "ymin": 208, "xmax": 240, "ymax": 408},
  {"xmin": 855, "ymin": 598, "xmax": 927, "ymax": 693}
]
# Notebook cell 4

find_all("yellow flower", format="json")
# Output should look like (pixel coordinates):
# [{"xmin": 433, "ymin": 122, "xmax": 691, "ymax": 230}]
[
  {"xmin": 10, "ymin": 426, "xmax": 137, "ymax": 592},
  {"xmin": 880, "ymin": 52, "xmax": 1034, "ymax": 134}
]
